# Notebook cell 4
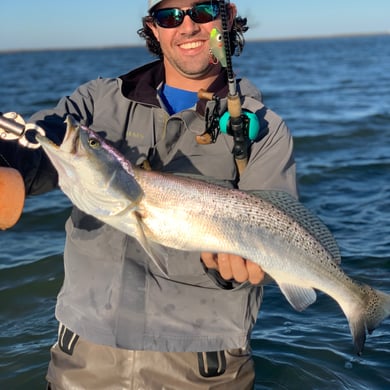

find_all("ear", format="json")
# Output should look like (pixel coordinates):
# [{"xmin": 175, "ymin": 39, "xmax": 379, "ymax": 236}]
[{"xmin": 146, "ymin": 19, "xmax": 160, "ymax": 42}]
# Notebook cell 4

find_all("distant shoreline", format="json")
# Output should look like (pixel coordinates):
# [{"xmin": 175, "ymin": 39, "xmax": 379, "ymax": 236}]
[
  {"xmin": 249, "ymin": 31, "xmax": 390, "ymax": 43},
  {"xmin": 1, "ymin": 31, "xmax": 388, "ymax": 54}
]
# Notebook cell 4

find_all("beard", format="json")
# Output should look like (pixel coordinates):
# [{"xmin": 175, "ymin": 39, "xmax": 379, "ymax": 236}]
[{"xmin": 162, "ymin": 40, "xmax": 220, "ymax": 81}]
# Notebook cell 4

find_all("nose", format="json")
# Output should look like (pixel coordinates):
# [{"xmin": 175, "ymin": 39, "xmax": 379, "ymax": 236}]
[{"xmin": 179, "ymin": 14, "xmax": 201, "ymax": 33}]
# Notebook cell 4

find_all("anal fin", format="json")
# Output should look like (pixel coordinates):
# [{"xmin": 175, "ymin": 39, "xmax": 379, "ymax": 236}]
[{"xmin": 279, "ymin": 282, "xmax": 317, "ymax": 312}]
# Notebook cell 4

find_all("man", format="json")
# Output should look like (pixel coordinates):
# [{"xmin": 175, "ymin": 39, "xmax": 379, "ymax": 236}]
[{"xmin": 0, "ymin": 1, "xmax": 297, "ymax": 388}]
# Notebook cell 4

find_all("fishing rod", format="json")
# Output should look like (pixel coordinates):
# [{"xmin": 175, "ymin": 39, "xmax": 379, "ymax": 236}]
[
  {"xmin": 198, "ymin": 0, "xmax": 255, "ymax": 175},
  {"xmin": 219, "ymin": 0, "xmax": 248, "ymax": 175}
]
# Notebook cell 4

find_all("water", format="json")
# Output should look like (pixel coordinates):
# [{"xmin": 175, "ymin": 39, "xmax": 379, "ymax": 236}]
[{"xmin": 1, "ymin": 35, "xmax": 389, "ymax": 389}]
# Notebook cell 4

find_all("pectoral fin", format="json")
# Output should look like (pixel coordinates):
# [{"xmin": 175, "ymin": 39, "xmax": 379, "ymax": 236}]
[
  {"xmin": 278, "ymin": 282, "xmax": 317, "ymax": 312},
  {"xmin": 133, "ymin": 212, "xmax": 169, "ymax": 276}
]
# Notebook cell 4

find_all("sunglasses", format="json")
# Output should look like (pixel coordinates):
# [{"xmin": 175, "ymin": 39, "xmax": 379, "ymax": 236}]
[{"xmin": 151, "ymin": 2, "xmax": 220, "ymax": 29}]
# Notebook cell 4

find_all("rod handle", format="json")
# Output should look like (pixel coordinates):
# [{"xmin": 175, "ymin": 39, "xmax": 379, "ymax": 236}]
[{"xmin": 197, "ymin": 89, "xmax": 215, "ymax": 101}]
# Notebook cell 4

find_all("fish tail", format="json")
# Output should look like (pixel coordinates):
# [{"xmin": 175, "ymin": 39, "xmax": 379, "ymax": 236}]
[{"xmin": 346, "ymin": 285, "xmax": 390, "ymax": 355}]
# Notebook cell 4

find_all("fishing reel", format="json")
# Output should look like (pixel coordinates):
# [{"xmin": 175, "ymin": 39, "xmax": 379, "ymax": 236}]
[
  {"xmin": 219, "ymin": 110, "xmax": 260, "ymax": 141},
  {"xmin": 196, "ymin": 90, "xmax": 260, "ymax": 145}
]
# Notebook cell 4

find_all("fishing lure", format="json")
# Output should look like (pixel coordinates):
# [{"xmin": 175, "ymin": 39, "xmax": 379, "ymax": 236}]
[{"xmin": 209, "ymin": 28, "xmax": 227, "ymax": 67}]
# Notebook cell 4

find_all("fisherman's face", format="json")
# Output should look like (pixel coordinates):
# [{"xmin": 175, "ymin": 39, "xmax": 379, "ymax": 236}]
[{"xmin": 148, "ymin": 0, "xmax": 236, "ymax": 88}]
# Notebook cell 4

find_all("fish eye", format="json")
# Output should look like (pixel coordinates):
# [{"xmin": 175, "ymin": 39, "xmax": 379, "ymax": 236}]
[{"xmin": 88, "ymin": 137, "xmax": 101, "ymax": 149}]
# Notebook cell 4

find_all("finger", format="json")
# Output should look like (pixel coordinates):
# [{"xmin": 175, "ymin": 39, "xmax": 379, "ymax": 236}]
[
  {"xmin": 200, "ymin": 252, "xmax": 218, "ymax": 269},
  {"xmin": 246, "ymin": 260, "xmax": 265, "ymax": 285},
  {"xmin": 230, "ymin": 255, "xmax": 249, "ymax": 283},
  {"xmin": 217, "ymin": 253, "xmax": 233, "ymax": 280}
]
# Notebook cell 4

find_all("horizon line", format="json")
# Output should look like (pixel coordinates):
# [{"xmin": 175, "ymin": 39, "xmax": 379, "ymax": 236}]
[{"xmin": 1, "ymin": 31, "xmax": 388, "ymax": 54}]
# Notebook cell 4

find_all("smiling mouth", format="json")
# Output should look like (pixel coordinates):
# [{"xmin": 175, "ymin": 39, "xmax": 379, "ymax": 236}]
[{"xmin": 179, "ymin": 41, "xmax": 204, "ymax": 50}]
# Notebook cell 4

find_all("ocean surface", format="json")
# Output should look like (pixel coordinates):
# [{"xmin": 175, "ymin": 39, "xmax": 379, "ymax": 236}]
[{"xmin": 1, "ymin": 35, "xmax": 389, "ymax": 389}]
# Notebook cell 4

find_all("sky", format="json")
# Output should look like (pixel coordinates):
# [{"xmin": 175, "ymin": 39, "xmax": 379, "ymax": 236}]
[{"xmin": 1, "ymin": 0, "xmax": 389, "ymax": 51}]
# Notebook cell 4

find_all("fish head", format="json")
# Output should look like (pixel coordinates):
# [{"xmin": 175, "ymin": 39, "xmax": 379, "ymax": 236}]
[{"xmin": 36, "ymin": 115, "xmax": 144, "ymax": 218}]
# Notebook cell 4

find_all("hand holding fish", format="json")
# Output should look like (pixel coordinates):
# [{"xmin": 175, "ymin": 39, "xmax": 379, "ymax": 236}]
[{"xmin": 201, "ymin": 252, "xmax": 265, "ymax": 285}]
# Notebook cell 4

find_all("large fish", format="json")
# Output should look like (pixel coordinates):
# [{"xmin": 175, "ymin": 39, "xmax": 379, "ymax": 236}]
[{"xmin": 36, "ymin": 116, "xmax": 390, "ymax": 355}]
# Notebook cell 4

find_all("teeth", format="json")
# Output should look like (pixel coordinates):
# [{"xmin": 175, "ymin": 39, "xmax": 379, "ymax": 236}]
[{"xmin": 180, "ymin": 41, "xmax": 202, "ymax": 50}]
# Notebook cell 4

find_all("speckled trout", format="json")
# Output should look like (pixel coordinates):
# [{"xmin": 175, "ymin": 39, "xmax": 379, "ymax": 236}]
[{"xmin": 36, "ymin": 116, "xmax": 390, "ymax": 355}]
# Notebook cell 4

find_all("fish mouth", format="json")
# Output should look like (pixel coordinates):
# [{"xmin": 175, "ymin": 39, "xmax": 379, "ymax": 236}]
[
  {"xmin": 35, "ymin": 115, "xmax": 83, "ymax": 181},
  {"xmin": 60, "ymin": 115, "xmax": 80, "ymax": 154},
  {"xmin": 35, "ymin": 132, "xmax": 59, "ymax": 150},
  {"xmin": 36, "ymin": 115, "xmax": 80, "ymax": 154}
]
